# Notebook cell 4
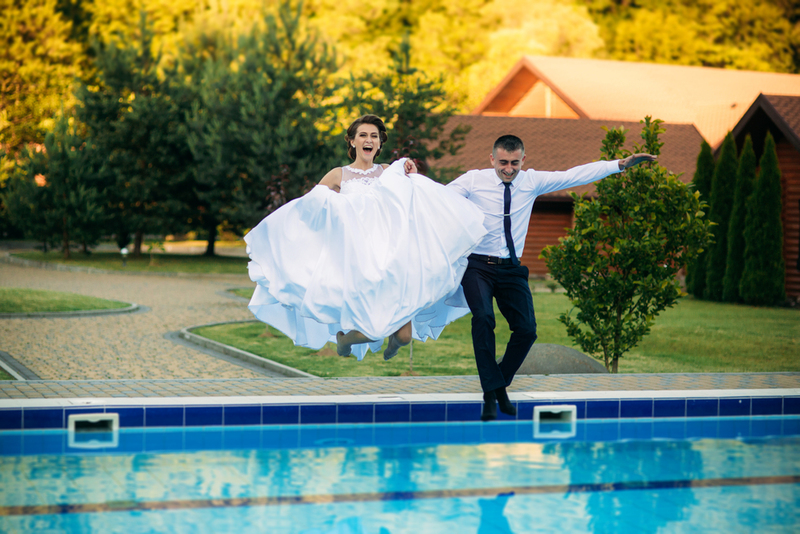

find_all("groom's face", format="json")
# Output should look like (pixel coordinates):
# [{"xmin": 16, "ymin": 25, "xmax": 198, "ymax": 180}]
[{"xmin": 491, "ymin": 147, "xmax": 525, "ymax": 182}]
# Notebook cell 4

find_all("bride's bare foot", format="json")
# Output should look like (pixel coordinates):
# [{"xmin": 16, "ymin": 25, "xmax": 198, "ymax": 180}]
[
  {"xmin": 336, "ymin": 331, "xmax": 351, "ymax": 357},
  {"xmin": 383, "ymin": 334, "xmax": 401, "ymax": 361}
]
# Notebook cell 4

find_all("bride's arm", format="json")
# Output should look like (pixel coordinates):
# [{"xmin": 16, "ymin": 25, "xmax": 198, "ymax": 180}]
[{"xmin": 318, "ymin": 167, "xmax": 343, "ymax": 193}]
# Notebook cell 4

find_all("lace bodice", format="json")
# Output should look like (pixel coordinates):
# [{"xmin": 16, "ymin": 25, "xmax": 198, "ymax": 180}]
[{"xmin": 340, "ymin": 164, "xmax": 384, "ymax": 195}]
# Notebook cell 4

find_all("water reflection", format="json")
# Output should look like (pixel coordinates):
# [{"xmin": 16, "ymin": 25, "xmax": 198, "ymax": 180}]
[{"xmin": 478, "ymin": 493, "xmax": 515, "ymax": 534}]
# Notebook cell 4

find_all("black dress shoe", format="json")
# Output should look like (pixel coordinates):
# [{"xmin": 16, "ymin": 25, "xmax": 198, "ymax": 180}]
[
  {"xmin": 481, "ymin": 390, "xmax": 497, "ymax": 421},
  {"xmin": 495, "ymin": 386, "xmax": 517, "ymax": 416}
]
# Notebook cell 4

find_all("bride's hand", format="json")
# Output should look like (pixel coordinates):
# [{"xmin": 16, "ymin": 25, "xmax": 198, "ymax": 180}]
[{"xmin": 403, "ymin": 159, "xmax": 417, "ymax": 175}]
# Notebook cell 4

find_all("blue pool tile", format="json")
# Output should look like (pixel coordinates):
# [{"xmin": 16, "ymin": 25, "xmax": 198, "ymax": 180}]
[
  {"xmin": 145, "ymin": 406, "xmax": 184, "ymax": 427},
  {"xmin": 485, "ymin": 422, "xmax": 518, "ymax": 443},
  {"xmin": 586, "ymin": 400, "xmax": 619, "ymax": 419},
  {"xmin": 718, "ymin": 418, "xmax": 750, "ymax": 439},
  {"xmin": 300, "ymin": 404, "xmax": 336, "ymax": 425},
  {"xmin": 619, "ymin": 419, "xmax": 653, "ymax": 440},
  {"xmin": 0, "ymin": 408, "xmax": 22, "ymax": 430},
  {"xmin": 349, "ymin": 425, "xmax": 376, "ymax": 447},
  {"xmin": 224, "ymin": 405, "xmax": 261, "ymax": 426},
  {"xmin": 751, "ymin": 397, "xmax": 782, "ymax": 416},
  {"xmin": 143, "ymin": 430, "xmax": 178, "ymax": 452},
  {"xmin": 784, "ymin": 397, "xmax": 800, "ymax": 415},
  {"xmin": 446, "ymin": 403, "xmax": 481, "ymax": 422},
  {"xmin": 621, "ymin": 400, "xmax": 652, "ymax": 418},
  {"xmin": 750, "ymin": 418, "xmax": 783, "ymax": 438},
  {"xmin": 262, "ymin": 405, "xmax": 298, "ymax": 425},
  {"xmin": 0, "ymin": 433, "xmax": 21, "ymax": 454},
  {"xmin": 653, "ymin": 420, "xmax": 686, "ymax": 439},
  {"xmin": 22, "ymin": 432, "xmax": 64, "ymax": 454},
  {"xmin": 686, "ymin": 419, "xmax": 719, "ymax": 439},
  {"xmin": 517, "ymin": 401, "xmax": 551, "ymax": 421},
  {"xmin": 116, "ymin": 431, "xmax": 145, "ymax": 453},
  {"xmin": 223, "ymin": 428, "xmax": 261, "ymax": 450},
  {"xmin": 417, "ymin": 424, "xmax": 447, "ymax": 445},
  {"xmin": 654, "ymin": 399, "xmax": 685, "ymax": 418},
  {"xmin": 586, "ymin": 421, "xmax": 619, "ymax": 441},
  {"xmin": 782, "ymin": 417, "xmax": 800, "ymax": 436},
  {"xmin": 687, "ymin": 398, "xmax": 717, "ymax": 417},
  {"xmin": 185, "ymin": 429, "xmax": 223, "ymax": 450},
  {"xmin": 373, "ymin": 424, "xmax": 411, "ymax": 447},
  {"xmin": 411, "ymin": 403, "xmax": 446, "ymax": 423},
  {"xmin": 497, "ymin": 404, "xmax": 518, "ymax": 421},
  {"xmin": 337, "ymin": 404, "xmax": 374, "ymax": 424},
  {"xmin": 186, "ymin": 406, "xmax": 223, "ymax": 427},
  {"xmin": 23, "ymin": 408, "xmax": 63, "ymax": 429},
  {"xmin": 107, "ymin": 407, "xmax": 144, "ymax": 428},
  {"xmin": 375, "ymin": 403, "xmax": 410, "ymax": 423},
  {"xmin": 559, "ymin": 400, "xmax": 586, "ymax": 420},
  {"xmin": 720, "ymin": 398, "xmax": 750, "ymax": 417},
  {"xmin": 462, "ymin": 423, "xmax": 482, "ymax": 444}
]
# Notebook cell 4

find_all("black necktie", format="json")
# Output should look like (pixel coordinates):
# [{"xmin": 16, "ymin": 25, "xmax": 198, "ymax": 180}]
[{"xmin": 503, "ymin": 182, "xmax": 518, "ymax": 265}]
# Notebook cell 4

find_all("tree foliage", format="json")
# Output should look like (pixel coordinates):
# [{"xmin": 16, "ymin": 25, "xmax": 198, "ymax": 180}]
[
  {"xmin": 541, "ymin": 118, "xmax": 712, "ymax": 372},
  {"xmin": 740, "ymin": 132, "xmax": 785, "ymax": 305},
  {"xmin": 685, "ymin": 140, "xmax": 714, "ymax": 298},
  {"xmin": 722, "ymin": 135, "xmax": 756, "ymax": 302},
  {"xmin": 704, "ymin": 133, "xmax": 738, "ymax": 301}
]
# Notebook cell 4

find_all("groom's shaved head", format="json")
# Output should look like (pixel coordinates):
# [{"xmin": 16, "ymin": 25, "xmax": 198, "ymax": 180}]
[{"xmin": 493, "ymin": 135, "xmax": 524, "ymax": 156}]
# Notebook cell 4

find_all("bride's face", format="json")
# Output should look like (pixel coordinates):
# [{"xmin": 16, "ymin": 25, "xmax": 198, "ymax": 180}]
[{"xmin": 353, "ymin": 124, "xmax": 381, "ymax": 161}]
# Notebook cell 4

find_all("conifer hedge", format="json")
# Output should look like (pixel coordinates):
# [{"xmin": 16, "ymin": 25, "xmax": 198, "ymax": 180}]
[
  {"xmin": 686, "ymin": 141, "xmax": 715, "ymax": 298},
  {"xmin": 740, "ymin": 132, "xmax": 785, "ymax": 305},
  {"xmin": 722, "ymin": 135, "xmax": 756, "ymax": 302},
  {"xmin": 704, "ymin": 133, "xmax": 738, "ymax": 301}
]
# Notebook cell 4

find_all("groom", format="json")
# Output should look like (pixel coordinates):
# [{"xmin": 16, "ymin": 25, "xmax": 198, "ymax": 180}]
[{"xmin": 447, "ymin": 135, "xmax": 655, "ymax": 421}]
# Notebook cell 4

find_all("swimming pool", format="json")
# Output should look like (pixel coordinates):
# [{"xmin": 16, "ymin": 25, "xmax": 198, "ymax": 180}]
[{"xmin": 1, "ymin": 414, "xmax": 799, "ymax": 533}]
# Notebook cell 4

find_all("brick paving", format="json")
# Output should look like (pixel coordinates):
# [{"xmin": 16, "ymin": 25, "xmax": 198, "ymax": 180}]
[
  {"xmin": 0, "ymin": 261, "xmax": 263, "ymax": 380},
  {"xmin": 1, "ymin": 259, "xmax": 798, "ymax": 400}
]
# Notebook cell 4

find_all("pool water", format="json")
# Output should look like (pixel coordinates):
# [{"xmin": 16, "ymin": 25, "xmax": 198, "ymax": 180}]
[{"xmin": 1, "ymin": 418, "xmax": 799, "ymax": 533}]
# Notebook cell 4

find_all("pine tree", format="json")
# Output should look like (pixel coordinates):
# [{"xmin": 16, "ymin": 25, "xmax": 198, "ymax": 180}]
[
  {"xmin": 740, "ymin": 132, "xmax": 785, "ymax": 305},
  {"xmin": 722, "ymin": 135, "xmax": 756, "ymax": 302},
  {"xmin": 704, "ymin": 133, "xmax": 738, "ymax": 301},
  {"xmin": 686, "ymin": 141, "xmax": 714, "ymax": 298}
]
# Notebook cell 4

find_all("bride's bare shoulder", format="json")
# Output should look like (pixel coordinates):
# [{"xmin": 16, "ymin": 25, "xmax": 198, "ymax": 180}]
[{"xmin": 319, "ymin": 167, "xmax": 343, "ymax": 191}]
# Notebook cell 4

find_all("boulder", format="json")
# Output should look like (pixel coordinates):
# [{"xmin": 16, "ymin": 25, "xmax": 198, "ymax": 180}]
[{"xmin": 513, "ymin": 343, "xmax": 608, "ymax": 375}]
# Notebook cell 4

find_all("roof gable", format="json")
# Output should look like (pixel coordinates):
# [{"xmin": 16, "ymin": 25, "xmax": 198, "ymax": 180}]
[
  {"xmin": 728, "ymin": 94, "xmax": 800, "ymax": 157},
  {"xmin": 473, "ymin": 56, "xmax": 800, "ymax": 149}
]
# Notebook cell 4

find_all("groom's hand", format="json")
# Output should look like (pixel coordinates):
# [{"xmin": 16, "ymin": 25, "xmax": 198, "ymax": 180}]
[{"xmin": 619, "ymin": 153, "xmax": 657, "ymax": 170}]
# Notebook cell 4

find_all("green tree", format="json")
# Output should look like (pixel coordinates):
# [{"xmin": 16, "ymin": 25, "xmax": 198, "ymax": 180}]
[
  {"xmin": 1, "ymin": 151, "xmax": 59, "ymax": 249},
  {"xmin": 740, "ymin": 132, "xmax": 786, "ymax": 305},
  {"xmin": 685, "ymin": 140, "xmax": 714, "ymax": 298},
  {"xmin": 0, "ymin": 0, "xmax": 83, "ymax": 152},
  {"xmin": 704, "ymin": 133, "xmax": 738, "ymax": 301},
  {"xmin": 3, "ymin": 112, "xmax": 106, "ymax": 258},
  {"xmin": 348, "ymin": 36, "xmax": 470, "ymax": 182},
  {"xmin": 75, "ymin": 13, "xmax": 193, "ymax": 257},
  {"xmin": 183, "ymin": 1, "xmax": 341, "ymax": 255},
  {"xmin": 722, "ymin": 135, "xmax": 756, "ymax": 302},
  {"xmin": 541, "ymin": 118, "xmax": 712, "ymax": 372}
]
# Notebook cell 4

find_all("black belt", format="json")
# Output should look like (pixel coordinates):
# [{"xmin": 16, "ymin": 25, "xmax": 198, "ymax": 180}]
[{"xmin": 469, "ymin": 254, "xmax": 515, "ymax": 265}]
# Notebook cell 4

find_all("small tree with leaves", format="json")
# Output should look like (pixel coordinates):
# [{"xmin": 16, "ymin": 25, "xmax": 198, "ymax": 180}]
[
  {"xmin": 685, "ymin": 141, "xmax": 715, "ymax": 298},
  {"xmin": 541, "ymin": 118, "xmax": 712, "ymax": 373},
  {"xmin": 346, "ymin": 35, "xmax": 470, "ymax": 182},
  {"xmin": 740, "ymin": 132, "xmax": 785, "ymax": 305},
  {"xmin": 722, "ymin": 135, "xmax": 756, "ymax": 302},
  {"xmin": 704, "ymin": 133, "xmax": 738, "ymax": 301}
]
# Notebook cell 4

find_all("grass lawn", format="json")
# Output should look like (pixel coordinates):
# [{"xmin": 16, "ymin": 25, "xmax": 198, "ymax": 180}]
[
  {"xmin": 0, "ymin": 287, "xmax": 130, "ymax": 313},
  {"xmin": 194, "ymin": 292, "xmax": 799, "ymax": 377},
  {"xmin": 0, "ymin": 368, "xmax": 14, "ymax": 380},
  {"xmin": 13, "ymin": 251, "xmax": 249, "ymax": 275}
]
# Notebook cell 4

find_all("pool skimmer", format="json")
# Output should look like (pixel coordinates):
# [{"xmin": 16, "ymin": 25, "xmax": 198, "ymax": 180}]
[
  {"xmin": 68, "ymin": 413, "xmax": 119, "ymax": 449},
  {"xmin": 533, "ymin": 405, "xmax": 577, "ymax": 439}
]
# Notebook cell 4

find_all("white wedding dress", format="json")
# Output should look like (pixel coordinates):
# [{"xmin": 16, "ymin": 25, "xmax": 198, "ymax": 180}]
[{"xmin": 244, "ymin": 159, "xmax": 487, "ymax": 360}]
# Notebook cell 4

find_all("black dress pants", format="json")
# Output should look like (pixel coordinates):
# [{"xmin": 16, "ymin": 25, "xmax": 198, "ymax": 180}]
[{"xmin": 460, "ymin": 257, "xmax": 538, "ymax": 392}]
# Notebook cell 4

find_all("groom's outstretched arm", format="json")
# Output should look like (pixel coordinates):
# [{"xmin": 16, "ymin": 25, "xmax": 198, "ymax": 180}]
[{"xmin": 618, "ymin": 153, "xmax": 657, "ymax": 170}]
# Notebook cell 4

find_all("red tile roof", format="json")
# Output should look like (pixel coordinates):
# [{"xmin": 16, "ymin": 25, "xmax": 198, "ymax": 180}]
[{"xmin": 430, "ymin": 115, "xmax": 704, "ymax": 199}]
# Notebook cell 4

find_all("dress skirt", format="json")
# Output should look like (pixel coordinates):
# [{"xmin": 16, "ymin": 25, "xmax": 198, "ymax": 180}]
[{"xmin": 244, "ymin": 159, "xmax": 487, "ymax": 360}]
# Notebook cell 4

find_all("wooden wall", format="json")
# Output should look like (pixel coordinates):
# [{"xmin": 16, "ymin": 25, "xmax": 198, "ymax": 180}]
[
  {"xmin": 778, "ymin": 139, "xmax": 800, "ymax": 299},
  {"xmin": 521, "ymin": 201, "xmax": 573, "ymax": 277}
]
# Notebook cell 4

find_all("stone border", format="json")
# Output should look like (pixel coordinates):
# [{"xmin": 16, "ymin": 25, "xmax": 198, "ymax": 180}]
[
  {"xmin": 179, "ymin": 321, "xmax": 319, "ymax": 379},
  {"xmin": 0, "ymin": 303, "xmax": 141, "ymax": 319},
  {"xmin": 0, "ymin": 252, "xmax": 248, "ymax": 280},
  {"xmin": 0, "ymin": 351, "xmax": 40, "ymax": 380}
]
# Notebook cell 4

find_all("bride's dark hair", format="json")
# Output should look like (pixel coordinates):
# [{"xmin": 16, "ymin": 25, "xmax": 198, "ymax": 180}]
[{"xmin": 345, "ymin": 115, "xmax": 388, "ymax": 160}]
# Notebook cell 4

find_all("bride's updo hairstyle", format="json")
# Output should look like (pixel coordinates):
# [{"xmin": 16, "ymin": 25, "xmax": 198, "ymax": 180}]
[{"xmin": 345, "ymin": 115, "xmax": 388, "ymax": 161}]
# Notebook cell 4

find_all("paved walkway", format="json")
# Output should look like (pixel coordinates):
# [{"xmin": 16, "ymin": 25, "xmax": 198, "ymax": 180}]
[{"xmin": 0, "ymin": 262, "xmax": 264, "ymax": 380}]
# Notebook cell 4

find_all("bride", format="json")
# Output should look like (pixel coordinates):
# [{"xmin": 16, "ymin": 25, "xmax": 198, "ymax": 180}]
[{"xmin": 244, "ymin": 115, "xmax": 486, "ymax": 360}]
